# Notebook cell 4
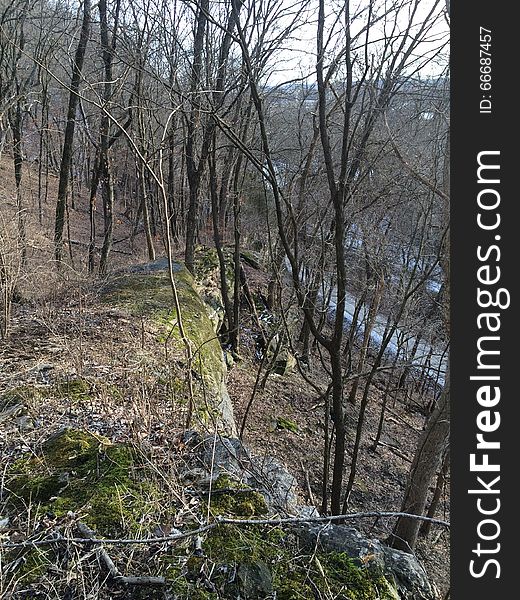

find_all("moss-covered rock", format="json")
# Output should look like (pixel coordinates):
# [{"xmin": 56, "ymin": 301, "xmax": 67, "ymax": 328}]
[
  {"xmin": 1, "ymin": 378, "xmax": 91, "ymax": 411},
  {"xmin": 271, "ymin": 351, "xmax": 297, "ymax": 376},
  {"xmin": 6, "ymin": 430, "xmax": 401, "ymax": 598},
  {"xmin": 54, "ymin": 378, "xmax": 91, "ymax": 400},
  {"xmin": 8, "ymin": 428, "xmax": 159, "ymax": 537},
  {"xmin": 0, "ymin": 385, "xmax": 45, "ymax": 411},
  {"xmin": 101, "ymin": 259, "xmax": 236, "ymax": 435},
  {"xmin": 206, "ymin": 474, "xmax": 268, "ymax": 517},
  {"xmin": 275, "ymin": 416, "xmax": 299, "ymax": 433},
  {"xmin": 192, "ymin": 246, "xmax": 238, "ymax": 338},
  {"xmin": 168, "ymin": 525, "xmax": 399, "ymax": 599},
  {"xmin": 296, "ymin": 523, "xmax": 435, "ymax": 600}
]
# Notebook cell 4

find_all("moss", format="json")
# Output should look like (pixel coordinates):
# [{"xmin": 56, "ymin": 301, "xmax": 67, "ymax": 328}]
[
  {"xmin": 276, "ymin": 579, "xmax": 315, "ymax": 599},
  {"xmin": 204, "ymin": 527, "xmax": 397, "ymax": 600},
  {"xmin": 212, "ymin": 473, "xmax": 246, "ymax": 491},
  {"xmin": 8, "ymin": 428, "xmax": 161, "ymax": 537},
  {"xmin": 275, "ymin": 416, "xmax": 299, "ymax": 433},
  {"xmin": 94, "ymin": 381, "xmax": 124, "ymax": 402},
  {"xmin": 205, "ymin": 475, "xmax": 268, "ymax": 517},
  {"xmin": 102, "ymin": 268, "xmax": 223, "ymax": 377},
  {"xmin": 1, "ymin": 379, "xmax": 91, "ymax": 414},
  {"xmin": 314, "ymin": 551, "xmax": 399, "ymax": 600},
  {"xmin": 54, "ymin": 378, "xmax": 91, "ymax": 400},
  {"xmin": 193, "ymin": 246, "xmax": 234, "ymax": 288},
  {"xmin": 205, "ymin": 525, "xmax": 283, "ymax": 566},
  {"xmin": 7, "ymin": 546, "xmax": 52, "ymax": 585},
  {"xmin": 193, "ymin": 247, "xmax": 220, "ymax": 279},
  {"xmin": 208, "ymin": 491, "xmax": 268, "ymax": 518},
  {"xmin": 156, "ymin": 522, "xmax": 397, "ymax": 599},
  {"xmin": 158, "ymin": 550, "xmax": 220, "ymax": 599},
  {"xmin": 101, "ymin": 265, "xmax": 230, "ymax": 430},
  {"xmin": 239, "ymin": 250, "xmax": 262, "ymax": 270}
]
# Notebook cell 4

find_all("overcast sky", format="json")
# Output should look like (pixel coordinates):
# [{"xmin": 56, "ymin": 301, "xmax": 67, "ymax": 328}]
[{"xmin": 263, "ymin": 0, "xmax": 449, "ymax": 85}]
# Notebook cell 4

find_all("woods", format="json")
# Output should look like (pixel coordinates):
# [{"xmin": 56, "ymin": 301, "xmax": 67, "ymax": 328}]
[{"xmin": 0, "ymin": 0, "xmax": 450, "ymax": 597}]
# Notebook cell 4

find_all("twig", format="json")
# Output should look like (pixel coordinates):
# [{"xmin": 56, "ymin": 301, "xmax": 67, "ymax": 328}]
[
  {"xmin": 1, "ymin": 511, "xmax": 450, "ymax": 549},
  {"xmin": 300, "ymin": 459, "xmax": 317, "ymax": 508},
  {"xmin": 68, "ymin": 239, "xmax": 132, "ymax": 256},
  {"xmin": 76, "ymin": 522, "xmax": 165, "ymax": 586},
  {"xmin": 375, "ymin": 441, "xmax": 412, "ymax": 463},
  {"xmin": 77, "ymin": 523, "xmax": 119, "ymax": 578}
]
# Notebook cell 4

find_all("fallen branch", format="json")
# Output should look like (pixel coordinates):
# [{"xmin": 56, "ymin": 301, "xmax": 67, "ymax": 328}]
[
  {"xmin": 375, "ymin": 440, "xmax": 413, "ymax": 463},
  {"xmin": 76, "ymin": 522, "xmax": 165, "ymax": 586},
  {"xmin": 68, "ymin": 239, "xmax": 132, "ymax": 256},
  {"xmin": 1, "ymin": 511, "xmax": 450, "ymax": 550}
]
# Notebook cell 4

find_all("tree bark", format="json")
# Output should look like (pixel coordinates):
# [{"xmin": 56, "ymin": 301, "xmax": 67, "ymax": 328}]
[
  {"xmin": 388, "ymin": 365, "xmax": 450, "ymax": 552},
  {"xmin": 98, "ymin": 0, "xmax": 120, "ymax": 276},
  {"xmin": 9, "ymin": 99, "xmax": 27, "ymax": 266},
  {"xmin": 184, "ymin": 0, "xmax": 209, "ymax": 274},
  {"xmin": 55, "ymin": 0, "xmax": 91, "ymax": 265}
]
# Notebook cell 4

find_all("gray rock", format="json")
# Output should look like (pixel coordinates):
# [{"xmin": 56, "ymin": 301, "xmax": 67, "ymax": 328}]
[
  {"xmin": 296, "ymin": 524, "xmax": 386, "ymax": 571},
  {"xmin": 200, "ymin": 436, "xmax": 250, "ymax": 478},
  {"xmin": 246, "ymin": 455, "xmax": 298, "ymax": 514},
  {"xmin": 272, "ymin": 351, "xmax": 296, "ymax": 376},
  {"xmin": 382, "ymin": 546, "xmax": 438, "ymax": 600},
  {"xmin": 104, "ymin": 260, "xmax": 237, "ymax": 437},
  {"xmin": 123, "ymin": 258, "xmax": 182, "ymax": 274},
  {"xmin": 184, "ymin": 435, "xmax": 299, "ymax": 515},
  {"xmin": 295, "ymin": 523, "xmax": 438, "ymax": 600},
  {"xmin": 15, "ymin": 415, "xmax": 35, "ymax": 431},
  {"xmin": 234, "ymin": 561, "xmax": 273, "ymax": 599},
  {"xmin": 295, "ymin": 505, "xmax": 320, "ymax": 519}
]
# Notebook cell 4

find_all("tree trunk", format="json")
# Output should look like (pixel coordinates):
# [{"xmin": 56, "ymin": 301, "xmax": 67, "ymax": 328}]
[
  {"xmin": 209, "ymin": 142, "xmax": 236, "ymax": 349},
  {"xmin": 184, "ymin": 0, "xmax": 208, "ymax": 274},
  {"xmin": 140, "ymin": 164, "xmax": 156, "ymax": 260},
  {"xmin": 55, "ymin": 0, "xmax": 91, "ymax": 265},
  {"xmin": 330, "ymin": 350, "xmax": 346, "ymax": 515},
  {"xmin": 98, "ymin": 158, "xmax": 114, "ymax": 276},
  {"xmin": 420, "ymin": 450, "xmax": 449, "ymax": 538},
  {"xmin": 97, "ymin": 0, "xmax": 120, "ymax": 275},
  {"xmin": 388, "ymin": 365, "xmax": 450, "ymax": 552},
  {"xmin": 9, "ymin": 100, "xmax": 27, "ymax": 266},
  {"xmin": 88, "ymin": 152, "xmax": 100, "ymax": 273}
]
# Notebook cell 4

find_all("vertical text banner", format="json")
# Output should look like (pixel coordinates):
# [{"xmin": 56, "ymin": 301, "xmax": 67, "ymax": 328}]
[{"xmin": 452, "ymin": 1, "xmax": 515, "ymax": 597}]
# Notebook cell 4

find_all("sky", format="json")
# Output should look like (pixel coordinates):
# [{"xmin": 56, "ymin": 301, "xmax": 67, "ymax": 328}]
[{"xmin": 262, "ymin": 0, "xmax": 450, "ymax": 85}]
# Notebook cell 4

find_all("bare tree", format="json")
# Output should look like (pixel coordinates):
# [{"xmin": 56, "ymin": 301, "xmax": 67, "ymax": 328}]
[
  {"xmin": 389, "ymin": 366, "xmax": 449, "ymax": 551},
  {"xmin": 54, "ymin": 0, "xmax": 91, "ymax": 265}
]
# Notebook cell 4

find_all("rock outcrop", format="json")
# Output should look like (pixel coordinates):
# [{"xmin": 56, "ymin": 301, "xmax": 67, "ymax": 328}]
[
  {"xmin": 101, "ymin": 258, "xmax": 236, "ymax": 436},
  {"xmin": 181, "ymin": 432, "xmax": 439, "ymax": 600},
  {"xmin": 297, "ymin": 523, "xmax": 438, "ymax": 600},
  {"xmin": 5, "ymin": 426, "xmax": 439, "ymax": 599},
  {"xmin": 2, "ymin": 253, "xmax": 440, "ymax": 599}
]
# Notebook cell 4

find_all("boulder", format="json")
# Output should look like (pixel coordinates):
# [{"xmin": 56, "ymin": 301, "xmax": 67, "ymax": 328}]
[
  {"xmin": 234, "ymin": 561, "xmax": 273, "ymax": 598},
  {"xmin": 101, "ymin": 258, "xmax": 236, "ymax": 436},
  {"xmin": 8, "ymin": 428, "xmax": 159, "ymax": 538},
  {"xmin": 181, "ymin": 433, "xmax": 300, "ymax": 515},
  {"xmin": 272, "ymin": 350, "xmax": 297, "ymax": 376},
  {"xmin": 296, "ymin": 523, "xmax": 438, "ymax": 600}
]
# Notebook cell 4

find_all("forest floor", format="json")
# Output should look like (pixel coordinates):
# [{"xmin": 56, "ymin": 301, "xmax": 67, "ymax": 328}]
[{"xmin": 0, "ymin": 155, "xmax": 450, "ymax": 597}]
